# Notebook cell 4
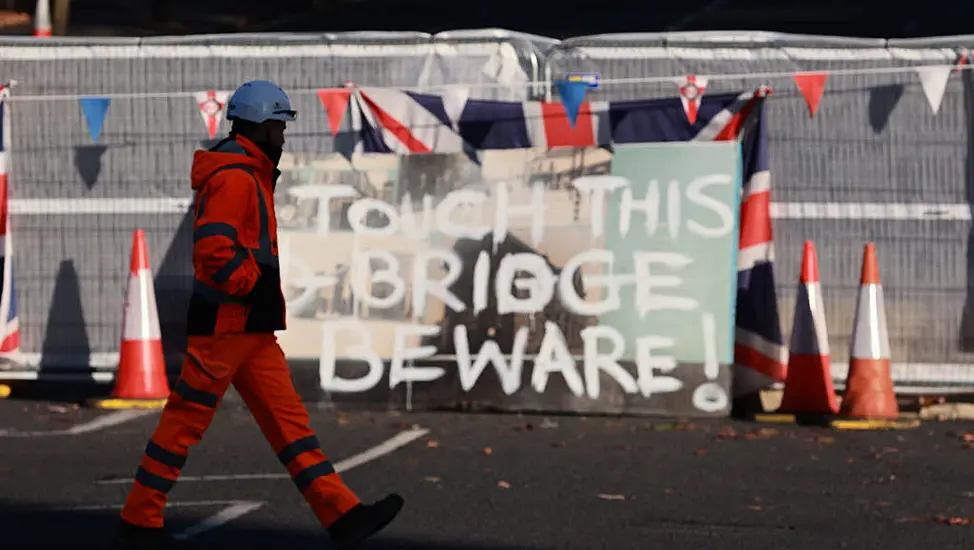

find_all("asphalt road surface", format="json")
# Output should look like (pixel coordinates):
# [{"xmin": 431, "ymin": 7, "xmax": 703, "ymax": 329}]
[{"xmin": 2, "ymin": 398, "xmax": 974, "ymax": 549}]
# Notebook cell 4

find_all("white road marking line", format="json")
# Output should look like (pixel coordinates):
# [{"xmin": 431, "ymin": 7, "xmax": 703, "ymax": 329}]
[
  {"xmin": 0, "ymin": 409, "xmax": 159, "ymax": 438},
  {"xmin": 0, "ymin": 369, "xmax": 115, "ymax": 382},
  {"xmin": 173, "ymin": 501, "xmax": 266, "ymax": 541},
  {"xmin": 64, "ymin": 410, "xmax": 158, "ymax": 435},
  {"xmin": 47, "ymin": 500, "xmax": 266, "ymax": 540},
  {"xmin": 332, "ymin": 427, "xmax": 429, "ymax": 473},
  {"xmin": 95, "ymin": 427, "xmax": 430, "ymax": 485},
  {"xmin": 49, "ymin": 500, "xmax": 252, "ymax": 512}
]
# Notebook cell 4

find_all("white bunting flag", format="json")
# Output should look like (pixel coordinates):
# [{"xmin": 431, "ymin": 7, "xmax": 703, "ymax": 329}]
[
  {"xmin": 915, "ymin": 65, "xmax": 952, "ymax": 115},
  {"xmin": 441, "ymin": 86, "xmax": 470, "ymax": 128}
]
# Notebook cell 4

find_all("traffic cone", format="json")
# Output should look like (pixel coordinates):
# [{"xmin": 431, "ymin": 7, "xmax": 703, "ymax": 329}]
[
  {"xmin": 833, "ymin": 243, "xmax": 907, "ymax": 428},
  {"xmin": 33, "ymin": 0, "xmax": 51, "ymax": 37},
  {"xmin": 777, "ymin": 241, "xmax": 839, "ymax": 417},
  {"xmin": 88, "ymin": 230, "xmax": 169, "ymax": 409}
]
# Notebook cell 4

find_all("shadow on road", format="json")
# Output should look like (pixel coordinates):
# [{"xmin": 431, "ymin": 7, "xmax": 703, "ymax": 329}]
[{"xmin": 0, "ymin": 501, "xmax": 529, "ymax": 549}]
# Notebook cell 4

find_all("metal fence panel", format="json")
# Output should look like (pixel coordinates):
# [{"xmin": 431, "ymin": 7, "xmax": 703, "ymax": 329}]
[
  {"xmin": 5, "ymin": 29, "xmax": 974, "ymax": 390},
  {"xmin": 1, "ymin": 31, "xmax": 548, "ymax": 369},
  {"xmin": 546, "ymin": 31, "xmax": 974, "ymax": 379}
]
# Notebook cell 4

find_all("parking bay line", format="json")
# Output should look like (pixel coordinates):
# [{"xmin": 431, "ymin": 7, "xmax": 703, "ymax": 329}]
[
  {"xmin": 49, "ymin": 500, "xmax": 266, "ymax": 540},
  {"xmin": 96, "ymin": 427, "xmax": 430, "ymax": 485},
  {"xmin": 0, "ymin": 410, "xmax": 158, "ymax": 438}
]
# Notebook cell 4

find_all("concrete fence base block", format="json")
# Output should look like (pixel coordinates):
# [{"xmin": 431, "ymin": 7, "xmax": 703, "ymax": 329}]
[{"xmin": 919, "ymin": 403, "xmax": 974, "ymax": 421}]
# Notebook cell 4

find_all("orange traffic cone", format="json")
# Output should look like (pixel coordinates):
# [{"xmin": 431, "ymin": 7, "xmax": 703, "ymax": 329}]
[
  {"xmin": 33, "ymin": 0, "xmax": 51, "ymax": 37},
  {"xmin": 777, "ymin": 241, "xmax": 839, "ymax": 417},
  {"xmin": 89, "ymin": 230, "xmax": 169, "ymax": 409},
  {"xmin": 834, "ymin": 243, "xmax": 903, "ymax": 426}
]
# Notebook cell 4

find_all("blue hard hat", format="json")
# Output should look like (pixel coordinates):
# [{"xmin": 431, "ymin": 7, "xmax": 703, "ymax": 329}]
[{"xmin": 226, "ymin": 80, "xmax": 297, "ymax": 124}]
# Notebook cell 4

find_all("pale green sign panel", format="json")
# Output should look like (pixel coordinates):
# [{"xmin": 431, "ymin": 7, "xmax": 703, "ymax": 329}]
[{"xmin": 601, "ymin": 141, "xmax": 742, "ymax": 368}]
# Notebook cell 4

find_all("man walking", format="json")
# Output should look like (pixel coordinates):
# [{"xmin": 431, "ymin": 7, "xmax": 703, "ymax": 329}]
[{"xmin": 113, "ymin": 80, "xmax": 403, "ymax": 549}]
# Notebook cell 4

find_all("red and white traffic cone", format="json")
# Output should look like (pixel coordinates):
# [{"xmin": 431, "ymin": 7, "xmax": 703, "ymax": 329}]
[
  {"xmin": 778, "ymin": 241, "xmax": 839, "ymax": 416},
  {"xmin": 837, "ymin": 243, "xmax": 899, "ymax": 421},
  {"xmin": 33, "ymin": 0, "xmax": 51, "ymax": 37},
  {"xmin": 89, "ymin": 230, "xmax": 169, "ymax": 409}
]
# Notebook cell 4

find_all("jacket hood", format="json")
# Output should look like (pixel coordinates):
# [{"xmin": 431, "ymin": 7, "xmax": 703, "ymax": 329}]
[{"xmin": 190, "ymin": 136, "xmax": 270, "ymax": 190}]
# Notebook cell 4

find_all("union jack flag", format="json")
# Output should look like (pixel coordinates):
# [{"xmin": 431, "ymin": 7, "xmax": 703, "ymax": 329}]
[
  {"xmin": 321, "ymin": 86, "xmax": 788, "ymax": 384},
  {"xmin": 0, "ymin": 86, "xmax": 19, "ymax": 354}
]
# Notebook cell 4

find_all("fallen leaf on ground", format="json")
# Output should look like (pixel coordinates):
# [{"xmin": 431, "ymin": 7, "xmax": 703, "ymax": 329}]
[
  {"xmin": 714, "ymin": 427, "xmax": 778, "ymax": 441},
  {"xmin": 895, "ymin": 515, "xmax": 972, "ymax": 525},
  {"xmin": 497, "ymin": 481, "xmax": 511, "ymax": 489},
  {"xmin": 746, "ymin": 505, "xmax": 763, "ymax": 511},
  {"xmin": 694, "ymin": 449, "xmax": 708, "ymax": 456},
  {"xmin": 810, "ymin": 435, "xmax": 835, "ymax": 444},
  {"xmin": 873, "ymin": 501, "xmax": 891, "ymax": 507},
  {"xmin": 513, "ymin": 423, "xmax": 534, "ymax": 432},
  {"xmin": 336, "ymin": 414, "xmax": 349, "ymax": 426},
  {"xmin": 482, "ymin": 447, "xmax": 493, "ymax": 455},
  {"xmin": 423, "ymin": 476, "xmax": 440, "ymax": 483},
  {"xmin": 551, "ymin": 441, "xmax": 566, "ymax": 448},
  {"xmin": 426, "ymin": 439, "xmax": 439, "ymax": 448},
  {"xmin": 663, "ymin": 488, "xmax": 675, "ymax": 494},
  {"xmin": 936, "ymin": 516, "xmax": 972, "ymax": 525},
  {"xmin": 654, "ymin": 422, "xmax": 695, "ymax": 431},
  {"xmin": 597, "ymin": 493, "xmax": 626, "ymax": 501}
]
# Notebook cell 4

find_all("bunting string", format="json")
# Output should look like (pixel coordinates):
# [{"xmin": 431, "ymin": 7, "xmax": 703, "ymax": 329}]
[{"xmin": 4, "ymin": 61, "xmax": 972, "ymax": 102}]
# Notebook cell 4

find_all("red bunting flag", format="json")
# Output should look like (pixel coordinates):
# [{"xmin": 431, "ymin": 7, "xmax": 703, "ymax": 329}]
[
  {"xmin": 194, "ymin": 91, "xmax": 229, "ymax": 139},
  {"xmin": 677, "ymin": 75, "xmax": 708, "ymax": 125},
  {"xmin": 954, "ymin": 48, "xmax": 969, "ymax": 73},
  {"xmin": 317, "ymin": 88, "xmax": 353, "ymax": 137},
  {"xmin": 793, "ymin": 72, "xmax": 828, "ymax": 118}
]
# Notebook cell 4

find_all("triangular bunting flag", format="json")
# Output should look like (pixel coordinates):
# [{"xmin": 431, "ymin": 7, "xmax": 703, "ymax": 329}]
[
  {"xmin": 316, "ymin": 88, "xmax": 352, "ymax": 137},
  {"xmin": 553, "ymin": 80, "xmax": 589, "ymax": 127},
  {"xmin": 954, "ymin": 48, "xmax": 968, "ymax": 73},
  {"xmin": 441, "ymin": 86, "xmax": 470, "ymax": 128},
  {"xmin": 793, "ymin": 72, "xmax": 828, "ymax": 118},
  {"xmin": 677, "ymin": 75, "xmax": 708, "ymax": 125},
  {"xmin": 915, "ymin": 65, "xmax": 952, "ymax": 114},
  {"xmin": 868, "ymin": 84, "xmax": 905, "ymax": 133},
  {"xmin": 79, "ymin": 97, "xmax": 110, "ymax": 143},
  {"xmin": 194, "ymin": 91, "xmax": 229, "ymax": 139}
]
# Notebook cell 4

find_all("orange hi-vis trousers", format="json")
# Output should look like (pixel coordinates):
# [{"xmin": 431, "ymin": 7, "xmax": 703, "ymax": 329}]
[{"xmin": 120, "ymin": 333, "xmax": 360, "ymax": 529}]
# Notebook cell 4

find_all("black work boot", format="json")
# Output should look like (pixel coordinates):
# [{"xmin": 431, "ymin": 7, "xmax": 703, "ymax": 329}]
[
  {"xmin": 113, "ymin": 519, "xmax": 195, "ymax": 550},
  {"xmin": 327, "ymin": 494, "xmax": 405, "ymax": 550}
]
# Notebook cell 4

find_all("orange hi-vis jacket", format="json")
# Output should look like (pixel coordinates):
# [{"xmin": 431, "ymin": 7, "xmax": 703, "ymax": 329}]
[{"xmin": 186, "ymin": 135, "xmax": 286, "ymax": 335}]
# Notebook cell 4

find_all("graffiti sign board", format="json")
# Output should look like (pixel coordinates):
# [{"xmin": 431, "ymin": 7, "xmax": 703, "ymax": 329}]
[{"xmin": 275, "ymin": 141, "xmax": 741, "ymax": 417}]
